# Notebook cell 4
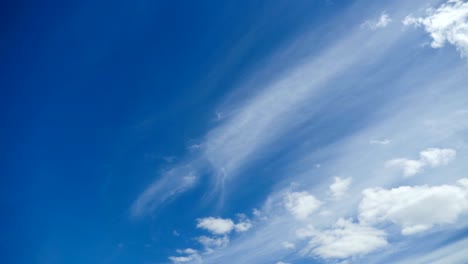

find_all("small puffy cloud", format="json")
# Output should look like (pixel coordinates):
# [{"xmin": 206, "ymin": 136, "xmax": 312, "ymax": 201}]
[
  {"xmin": 284, "ymin": 191, "xmax": 322, "ymax": 220},
  {"xmin": 359, "ymin": 179, "xmax": 468, "ymax": 235},
  {"xmin": 196, "ymin": 217, "xmax": 235, "ymax": 235},
  {"xmin": 196, "ymin": 216, "xmax": 252, "ymax": 235},
  {"xmin": 300, "ymin": 219, "xmax": 388, "ymax": 259},
  {"xmin": 282, "ymin": 241, "xmax": 296, "ymax": 249},
  {"xmin": 234, "ymin": 220, "xmax": 252, "ymax": 232},
  {"xmin": 169, "ymin": 248, "xmax": 201, "ymax": 263},
  {"xmin": 168, "ymin": 256, "xmax": 194, "ymax": 263},
  {"xmin": 386, "ymin": 158, "xmax": 425, "ymax": 177},
  {"xmin": 402, "ymin": 0, "xmax": 468, "ymax": 57},
  {"xmin": 176, "ymin": 248, "xmax": 198, "ymax": 255},
  {"xmin": 276, "ymin": 261, "xmax": 291, "ymax": 264},
  {"xmin": 362, "ymin": 12, "xmax": 392, "ymax": 30},
  {"xmin": 329, "ymin": 177, "xmax": 352, "ymax": 199},
  {"xmin": 197, "ymin": 236, "xmax": 230, "ymax": 249},
  {"xmin": 386, "ymin": 147, "xmax": 456, "ymax": 177},
  {"xmin": 419, "ymin": 148, "xmax": 456, "ymax": 167}
]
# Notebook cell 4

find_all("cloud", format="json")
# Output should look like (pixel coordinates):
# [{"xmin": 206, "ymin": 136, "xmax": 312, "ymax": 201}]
[
  {"xmin": 168, "ymin": 256, "xmax": 194, "ymax": 263},
  {"xmin": 131, "ymin": 166, "xmax": 198, "ymax": 217},
  {"xmin": 177, "ymin": 248, "xmax": 198, "ymax": 255},
  {"xmin": 402, "ymin": 0, "xmax": 468, "ymax": 57},
  {"xmin": 359, "ymin": 179, "xmax": 468, "ymax": 235},
  {"xmin": 196, "ymin": 217, "xmax": 235, "ymax": 235},
  {"xmin": 196, "ymin": 217, "xmax": 252, "ymax": 235},
  {"xmin": 394, "ymin": 237, "xmax": 468, "ymax": 264},
  {"xmin": 282, "ymin": 241, "xmax": 296, "ymax": 249},
  {"xmin": 362, "ymin": 12, "xmax": 392, "ymax": 30},
  {"xmin": 197, "ymin": 236, "xmax": 230, "ymax": 249},
  {"xmin": 386, "ymin": 158, "xmax": 426, "ymax": 177},
  {"xmin": 370, "ymin": 139, "xmax": 391, "ymax": 145},
  {"xmin": 276, "ymin": 261, "xmax": 291, "ymax": 264},
  {"xmin": 419, "ymin": 148, "xmax": 456, "ymax": 167},
  {"xmin": 386, "ymin": 148, "xmax": 456, "ymax": 177},
  {"xmin": 169, "ymin": 248, "xmax": 202, "ymax": 263},
  {"xmin": 329, "ymin": 177, "xmax": 352, "ymax": 199},
  {"xmin": 284, "ymin": 191, "xmax": 322, "ymax": 220},
  {"xmin": 299, "ymin": 219, "xmax": 388, "ymax": 259},
  {"xmin": 234, "ymin": 220, "xmax": 253, "ymax": 232}
]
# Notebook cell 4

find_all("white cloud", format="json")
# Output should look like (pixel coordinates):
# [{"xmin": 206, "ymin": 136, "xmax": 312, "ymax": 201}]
[
  {"xmin": 359, "ymin": 179, "xmax": 468, "ymax": 235},
  {"xmin": 282, "ymin": 241, "xmax": 296, "ymax": 249},
  {"xmin": 284, "ymin": 191, "xmax": 322, "ymax": 220},
  {"xmin": 234, "ymin": 220, "xmax": 252, "ymax": 232},
  {"xmin": 197, "ymin": 236, "xmax": 230, "ymax": 249},
  {"xmin": 386, "ymin": 158, "xmax": 426, "ymax": 177},
  {"xmin": 168, "ymin": 256, "xmax": 194, "ymax": 263},
  {"xmin": 395, "ymin": 237, "xmax": 468, "ymax": 264},
  {"xmin": 196, "ymin": 217, "xmax": 235, "ymax": 235},
  {"xmin": 458, "ymin": 178, "xmax": 468, "ymax": 188},
  {"xmin": 403, "ymin": 0, "xmax": 468, "ymax": 57},
  {"xmin": 300, "ymin": 219, "xmax": 388, "ymax": 259},
  {"xmin": 276, "ymin": 261, "xmax": 291, "ymax": 264},
  {"xmin": 419, "ymin": 148, "xmax": 456, "ymax": 167},
  {"xmin": 176, "ymin": 248, "xmax": 198, "ymax": 255},
  {"xmin": 363, "ymin": 12, "xmax": 392, "ymax": 30},
  {"xmin": 386, "ymin": 147, "xmax": 456, "ymax": 177},
  {"xmin": 169, "ymin": 248, "xmax": 201, "ymax": 264},
  {"xmin": 330, "ymin": 177, "xmax": 352, "ymax": 199},
  {"xmin": 196, "ymin": 217, "xmax": 252, "ymax": 235},
  {"xmin": 131, "ymin": 167, "xmax": 198, "ymax": 217},
  {"xmin": 376, "ymin": 13, "xmax": 392, "ymax": 28}
]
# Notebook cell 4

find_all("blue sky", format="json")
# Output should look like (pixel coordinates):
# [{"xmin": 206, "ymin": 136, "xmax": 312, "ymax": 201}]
[{"xmin": 2, "ymin": 0, "xmax": 468, "ymax": 263}]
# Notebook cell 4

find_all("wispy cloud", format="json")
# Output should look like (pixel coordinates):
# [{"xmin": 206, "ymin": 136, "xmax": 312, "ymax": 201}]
[
  {"xmin": 132, "ymin": 0, "xmax": 406, "ymax": 217},
  {"xmin": 136, "ymin": 1, "xmax": 468, "ymax": 263},
  {"xmin": 362, "ymin": 12, "xmax": 392, "ymax": 30},
  {"xmin": 131, "ymin": 164, "xmax": 198, "ymax": 217}
]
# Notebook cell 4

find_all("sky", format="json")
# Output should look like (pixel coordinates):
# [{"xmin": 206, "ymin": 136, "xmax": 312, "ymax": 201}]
[{"xmin": 2, "ymin": 0, "xmax": 468, "ymax": 263}]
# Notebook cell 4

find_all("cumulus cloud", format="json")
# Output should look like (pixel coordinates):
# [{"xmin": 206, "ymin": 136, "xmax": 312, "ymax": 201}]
[
  {"xmin": 386, "ymin": 147, "xmax": 456, "ymax": 177},
  {"xmin": 299, "ymin": 219, "xmax": 388, "ymax": 259},
  {"xmin": 196, "ymin": 217, "xmax": 252, "ymax": 235},
  {"xmin": 359, "ymin": 179, "xmax": 468, "ymax": 235},
  {"xmin": 168, "ymin": 256, "xmax": 194, "ymax": 263},
  {"xmin": 362, "ymin": 12, "xmax": 392, "ymax": 30},
  {"xmin": 169, "ymin": 248, "xmax": 201, "ymax": 263},
  {"xmin": 329, "ymin": 177, "xmax": 352, "ymax": 199},
  {"xmin": 403, "ymin": 0, "xmax": 468, "ymax": 57},
  {"xmin": 284, "ymin": 191, "xmax": 322, "ymax": 220},
  {"xmin": 419, "ymin": 148, "xmax": 456, "ymax": 167},
  {"xmin": 196, "ymin": 217, "xmax": 235, "ymax": 235}
]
